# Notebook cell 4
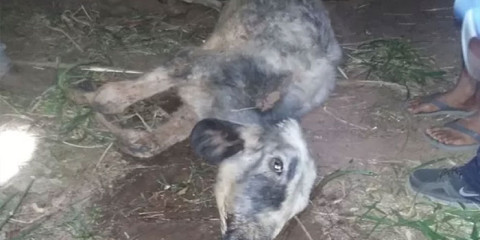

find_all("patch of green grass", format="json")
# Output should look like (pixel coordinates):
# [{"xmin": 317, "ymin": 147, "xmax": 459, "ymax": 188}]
[
  {"xmin": 354, "ymin": 158, "xmax": 480, "ymax": 240},
  {"xmin": 0, "ymin": 180, "xmax": 36, "ymax": 240},
  {"xmin": 358, "ymin": 201, "xmax": 480, "ymax": 240},
  {"xmin": 62, "ymin": 206, "xmax": 103, "ymax": 240},
  {"xmin": 348, "ymin": 39, "xmax": 446, "ymax": 96},
  {"xmin": 156, "ymin": 162, "xmax": 216, "ymax": 206},
  {"xmin": 27, "ymin": 63, "xmax": 113, "ymax": 144}
]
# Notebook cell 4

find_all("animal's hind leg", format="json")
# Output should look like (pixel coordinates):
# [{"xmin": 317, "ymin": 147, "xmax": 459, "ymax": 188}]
[
  {"xmin": 96, "ymin": 104, "xmax": 197, "ymax": 158},
  {"xmin": 90, "ymin": 67, "xmax": 175, "ymax": 114}
]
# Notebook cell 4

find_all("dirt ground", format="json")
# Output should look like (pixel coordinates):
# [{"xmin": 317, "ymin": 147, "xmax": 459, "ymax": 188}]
[{"xmin": 0, "ymin": 0, "xmax": 477, "ymax": 239}]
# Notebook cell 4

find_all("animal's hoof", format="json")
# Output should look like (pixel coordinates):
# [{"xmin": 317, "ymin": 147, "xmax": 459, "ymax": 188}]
[
  {"xmin": 116, "ymin": 130, "xmax": 163, "ymax": 159},
  {"xmin": 118, "ymin": 142, "xmax": 162, "ymax": 159}
]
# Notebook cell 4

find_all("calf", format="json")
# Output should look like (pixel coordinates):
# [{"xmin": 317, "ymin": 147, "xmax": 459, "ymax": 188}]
[{"xmin": 81, "ymin": 0, "xmax": 341, "ymax": 239}]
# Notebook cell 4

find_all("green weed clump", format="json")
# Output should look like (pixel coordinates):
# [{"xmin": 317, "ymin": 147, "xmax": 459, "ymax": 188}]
[{"xmin": 349, "ymin": 39, "xmax": 446, "ymax": 96}]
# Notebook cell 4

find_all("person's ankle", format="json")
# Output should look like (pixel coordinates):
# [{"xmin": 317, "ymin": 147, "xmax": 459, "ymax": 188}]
[{"xmin": 455, "ymin": 71, "xmax": 477, "ymax": 97}]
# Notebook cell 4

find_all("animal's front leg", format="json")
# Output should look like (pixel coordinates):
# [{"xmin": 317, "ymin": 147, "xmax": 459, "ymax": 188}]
[
  {"xmin": 96, "ymin": 104, "xmax": 197, "ymax": 158},
  {"xmin": 260, "ymin": 90, "xmax": 309, "ymax": 123},
  {"xmin": 92, "ymin": 67, "xmax": 175, "ymax": 114}
]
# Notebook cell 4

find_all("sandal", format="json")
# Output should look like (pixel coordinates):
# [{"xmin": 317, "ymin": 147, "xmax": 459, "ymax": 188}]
[
  {"xmin": 424, "ymin": 121, "xmax": 480, "ymax": 151},
  {"xmin": 411, "ymin": 94, "xmax": 476, "ymax": 117}
]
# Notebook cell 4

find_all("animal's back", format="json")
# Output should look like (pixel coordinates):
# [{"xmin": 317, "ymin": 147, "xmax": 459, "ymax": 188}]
[
  {"xmin": 178, "ymin": 0, "xmax": 341, "ymax": 125},
  {"xmin": 204, "ymin": 0, "xmax": 341, "ymax": 62}
]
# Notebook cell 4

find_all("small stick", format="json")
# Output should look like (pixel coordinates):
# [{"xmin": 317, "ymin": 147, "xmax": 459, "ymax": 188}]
[
  {"xmin": 95, "ymin": 142, "xmax": 114, "ymax": 170},
  {"xmin": 337, "ymin": 67, "xmax": 349, "ymax": 80},
  {"xmin": 46, "ymin": 25, "xmax": 84, "ymax": 52},
  {"xmin": 13, "ymin": 60, "xmax": 144, "ymax": 75},
  {"xmin": 80, "ymin": 5, "xmax": 93, "ymax": 22},
  {"xmin": 82, "ymin": 66, "xmax": 143, "ymax": 74},
  {"xmin": 61, "ymin": 141, "xmax": 105, "ymax": 149},
  {"xmin": 0, "ymin": 96, "xmax": 22, "ymax": 115},
  {"xmin": 135, "ymin": 112, "xmax": 153, "ymax": 132},
  {"xmin": 383, "ymin": 13, "xmax": 413, "ymax": 16},
  {"xmin": 340, "ymin": 37, "xmax": 401, "ymax": 46},
  {"xmin": 0, "ymin": 179, "xmax": 34, "ymax": 231},
  {"xmin": 336, "ymin": 80, "xmax": 408, "ymax": 95},
  {"xmin": 423, "ymin": 7, "xmax": 452, "ymax": 12},
  {"xmin": 323, "ymin": 106, "xmax": 369, "ymax": 131},
  {"xmin": 230, "ymin": 107, "xmax": 257, "ymax": 112},
  {"xmin": 0, "ymin": 113, "xmax": 35, "ymax": 122},
  {"xmin": 28, "ymin": 86, "xmax": 56, "ymax": 113},
  {"xmin": 398, "ymin": 23, "xmax": 416, "ymax": 26},
  {"xmin": 294, "ymin": 216, "xmax": 314, "ymax": 240}
]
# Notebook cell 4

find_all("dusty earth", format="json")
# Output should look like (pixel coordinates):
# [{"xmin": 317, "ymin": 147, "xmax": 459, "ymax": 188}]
[{"xmin": 0, "ymin": 0, "xmax": 477, "ymax": 240}]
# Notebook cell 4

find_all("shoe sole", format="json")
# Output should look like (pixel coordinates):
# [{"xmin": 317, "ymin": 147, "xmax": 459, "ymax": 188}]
[{"xmin": 405, "ymin": 178, "xmax": 480, "ymax": 210}]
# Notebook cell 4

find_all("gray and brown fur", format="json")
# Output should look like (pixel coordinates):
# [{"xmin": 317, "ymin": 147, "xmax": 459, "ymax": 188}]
[{"xmin": 78, "ymin": 0, "xmax": 341, "ymax": 239}]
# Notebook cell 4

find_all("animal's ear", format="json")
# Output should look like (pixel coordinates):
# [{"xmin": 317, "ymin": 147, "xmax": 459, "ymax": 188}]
[{"xmin": 190, "ymin": 118, "xmax": 245, "ymax": 165}]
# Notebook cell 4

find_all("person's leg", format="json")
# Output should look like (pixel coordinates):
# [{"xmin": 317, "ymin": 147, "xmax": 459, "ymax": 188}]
[
  {"xmin": 407, "ymin": 1, "xmax": 480, "ymax": 207},
  {"xmin": 424, "ymin": 38, "xmax": 480, "ymax": 149},
  {"xmin": 407, "ymin": 68, "xmax": 478, "ymax": 115},
  {"xmin": 408, "ymin": 0, "xmax": 480, "ymax": 116},
  {"xmin": 460, "ymin": 148, "xmax": 480, "ymax": 191}
]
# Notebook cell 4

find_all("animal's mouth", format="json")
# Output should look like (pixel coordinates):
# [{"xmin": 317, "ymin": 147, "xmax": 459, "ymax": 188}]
[
  {"xmin": 220, "ymin": 213, "xmax": 279, "ymax": 240},
  {"xmin": 222, "ymin": 224, "xmax": 273, "ymax": 240}
]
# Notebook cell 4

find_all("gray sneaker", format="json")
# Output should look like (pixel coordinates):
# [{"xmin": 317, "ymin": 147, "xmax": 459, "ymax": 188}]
[{"xmin": 408, "ymin": 168, "xmax": 480, "ymax": 209}]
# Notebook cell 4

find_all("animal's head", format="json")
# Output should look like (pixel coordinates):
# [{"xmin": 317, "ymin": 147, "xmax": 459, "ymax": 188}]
[{"xmin": 190, "ymin": 118, "xmax": 316, "ymax": 240}]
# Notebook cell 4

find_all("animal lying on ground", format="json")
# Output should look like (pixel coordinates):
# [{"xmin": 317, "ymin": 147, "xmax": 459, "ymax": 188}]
[{"xmin": 74, "ymin": 0, "xmax": 341, "ymax": 239}]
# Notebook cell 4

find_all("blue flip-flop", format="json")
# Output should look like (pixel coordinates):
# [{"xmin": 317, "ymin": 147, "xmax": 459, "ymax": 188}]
[
  {"xmin": 410, "ymin": 94, "xmax": 476, "ymax": 117},
  {"xmin": 425, "ymin": 121, "xmax": 480, "ymax": 152}
]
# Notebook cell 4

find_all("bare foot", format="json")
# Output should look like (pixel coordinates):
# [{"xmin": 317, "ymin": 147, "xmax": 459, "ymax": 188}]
[
  {"xmin": 407, "ymin": 70, "xmax": 478, "ymax": 114},
  {"xmin": 426, "ymin": 112, "xmax": 480, "ymax": 146}
]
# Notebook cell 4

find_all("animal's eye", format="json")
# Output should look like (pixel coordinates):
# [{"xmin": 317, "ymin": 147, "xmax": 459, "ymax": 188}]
[{"xmin": 270, "ymin": 157, "xmax": 283, "ymax": 174}]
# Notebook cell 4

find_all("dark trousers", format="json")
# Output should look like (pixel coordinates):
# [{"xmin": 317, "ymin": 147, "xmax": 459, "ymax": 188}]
[{"xmin": 461, "ymin": 148, "xmax": 480, "ymax": 191}]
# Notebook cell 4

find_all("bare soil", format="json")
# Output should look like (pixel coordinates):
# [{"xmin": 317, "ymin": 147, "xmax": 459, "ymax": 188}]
[{"xmin": 0, "ymin": 0, "xmax": 474, "ymax": 240}]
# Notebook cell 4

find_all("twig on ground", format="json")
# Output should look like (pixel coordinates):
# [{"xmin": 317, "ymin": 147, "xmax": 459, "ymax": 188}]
[
  {"xmin": 230, "ymin": 107, "xmax": 257, "ymax": 112},
  {"xmin": 13, "ymin": 60, "xmax": 144, "ymax": 74},
  {"xmin": 423, "ymin": 7, "xmax": 452, "ymax": 12},
  {"xmin": 81, "ymin": 5, "xmax": 93, "ymax": 22},
  {"xmin": 279, "ymin": 170, "xmax": 376, "ymax": 239},
  {"xmin": 323, "ymin": 105, "xmax": 370, "ymax": 131},
  {"xmin": 294, "ymin": 216, "xmax": 314, "ymax": 240},
  {"xmin": 181, "ymin": 0, "xmax": 223, "ymax": 11},
  {"xmin": 340, "ymin": 37, "xmax": 401, "ymax": 46},
  {"xmin": 336, "ymin": 80, "xmax": 408, "ymax": 95},
  {"xmin": 46, "ymin": 25, "xmax": 84, "ymax": 52},
  {"xmin": 135, "ymin": 112, "xmax": 153, "ymax": 132},
  {"xmin": 337, "ymin": 67, "xmax": 349, "ymax": 80},
  {"xmin": 95, "ymin": 142, "xmax": 114, "ymax": 170},
  {"xmin": 0, "ymin": 179, "xmax": 34, "ymax": 231},
  {"xmin": 0, "ymin": 96, "xmax": 23, "ymax": 115},
  {"xmin": 383, "ymin": 13, "xmax": 413, "ymax": 16},
  {"xmin": 28, "ymin": 86, "xmax": 56, "ymax": 113},
  {"xmin": 61, "ymin": 141, "xmax": 106, "ymax": 149},
  {"xmin": 0, "ymin": 113, "xmax": 35, "ymax": 122}
]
